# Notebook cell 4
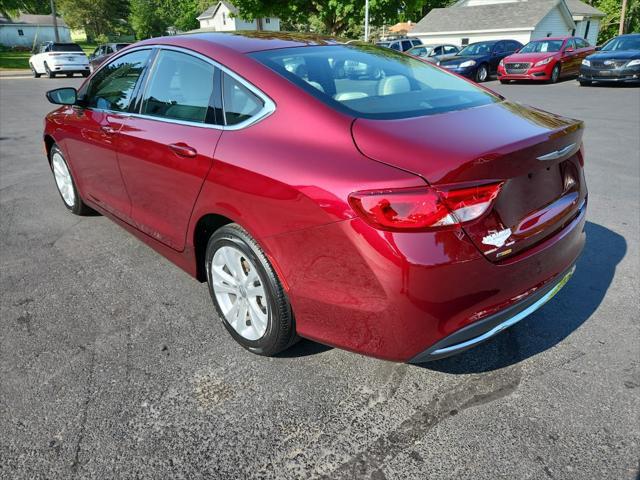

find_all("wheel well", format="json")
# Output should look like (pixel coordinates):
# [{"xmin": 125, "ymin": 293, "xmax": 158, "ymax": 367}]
[
  {"xmin": 193, "ymin": 213, "xmax": 233, "ymax": 282},
  {"xmin": 43, "ymin": 135, "xmax": 55, "ymax": 162}
]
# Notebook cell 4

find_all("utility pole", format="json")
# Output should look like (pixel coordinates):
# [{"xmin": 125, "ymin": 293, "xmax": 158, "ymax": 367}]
[
  {"xmin": 50, "ymin": 0, "xmax": 60, "ymax": 42},
  {"xmin": 620, "ymin": 0, "xmax": 628, "ymax": 34},
  {"xmin": 364, "ymin": 0, "xmax": 370, "ymax": 42}
]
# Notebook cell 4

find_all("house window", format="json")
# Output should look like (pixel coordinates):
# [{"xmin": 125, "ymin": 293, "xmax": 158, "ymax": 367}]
[
  {"xmin": 265, "ymin": 18, "xmax": 270, "ymax": 24},
  {"xmin": 18, "ymin": 29, "xmax": 24, "ymax": 36},
  {"xmin": 461, "ymin": 38, "xmax": 469, "ymax": 46},
  {"xmin": 222, "ymin": 12, "xmax": 226, "ymax": 25},
  {"xmin": 571, "ymin": 28, "xmax": 576, "ymax": 36},
  {"xmin": 584, "ymin": 20, "xmax": 591, "ymax": 39}
]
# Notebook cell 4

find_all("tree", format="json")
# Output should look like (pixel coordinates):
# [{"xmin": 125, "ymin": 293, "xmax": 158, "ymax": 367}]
[
  {"xmin": 592, "ymin": 0, "xmax": 640, "ymax": 44},
  {"xmin": 129, "ymin": 0, "xmax": 168, "ymax": 39},
  {"xmin": 229, "ymin": 0, "xmax": 434, "ymax": 37},
  {"xmin": 56, "ymin": 0, "xmax": 129, "ymax": 40},
  {"xmin": 0, "ymin": 0, "xmax": 51, "ymax": 18}
]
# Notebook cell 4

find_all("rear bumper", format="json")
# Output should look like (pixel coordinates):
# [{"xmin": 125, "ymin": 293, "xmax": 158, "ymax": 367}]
[
  {"xmin": 409, "ymin": 263, "xmax": 575, "ymax": 363},
  {"xmin": 49, "ymin": 64, "xmax": 90, "ymax": 73}
]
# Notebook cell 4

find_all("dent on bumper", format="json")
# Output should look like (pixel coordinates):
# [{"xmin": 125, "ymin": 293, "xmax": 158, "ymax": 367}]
[{"xmin": 409, "ymin": 263, "xmax": 576, "ymax": 363}]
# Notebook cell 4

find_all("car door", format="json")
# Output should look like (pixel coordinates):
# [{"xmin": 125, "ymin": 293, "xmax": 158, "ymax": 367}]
[
  {"xmin": 116, "ymin": 48, "xmax": 223, "ymax": 251},
  {"xmin": 562, "ymin": 38, "xmax": 579, "ymax": 74},
  {"xmin": 33, "ymin": 44, "xmax": 48, "ymax": 72},
  {"xmin": 489, "ymin": 41, "xmax": 507, "ymax": 73},
  {"xmin": 62, "ymin": 49, "xmax": 152, "ymax": 220}
]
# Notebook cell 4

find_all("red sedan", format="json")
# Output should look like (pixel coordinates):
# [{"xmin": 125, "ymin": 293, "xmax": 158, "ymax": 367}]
[
  {"xmin": 43, "ymin": 33, "xmax": 587, "ymax": 362},
  {"xmin": 498, "ymin": 37, "xmax": 595, "ymax": 83}
]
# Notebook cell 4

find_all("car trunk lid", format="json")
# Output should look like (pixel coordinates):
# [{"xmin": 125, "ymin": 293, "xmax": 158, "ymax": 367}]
[{"xmin": 351, "ymin": 101, "xmax": 586, "ymax": 261}]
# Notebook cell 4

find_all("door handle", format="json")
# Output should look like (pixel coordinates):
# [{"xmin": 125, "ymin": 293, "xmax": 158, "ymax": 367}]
[
  {"xmin": 169, "ymin": 143, "xmax": 197, "ymax": 158},
  {"xmin": 101, "ymin": 125, "xmax": 117, "ymax": 135}
]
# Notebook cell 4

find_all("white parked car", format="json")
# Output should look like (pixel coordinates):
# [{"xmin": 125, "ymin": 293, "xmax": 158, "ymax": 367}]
[{"xmin": 29, "ymin": 42, "xmax": 90, "ymax": 78}]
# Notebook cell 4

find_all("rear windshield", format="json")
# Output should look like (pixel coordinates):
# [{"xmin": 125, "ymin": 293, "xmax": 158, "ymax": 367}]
[
  {"xmin": 520, "ymin": 40, "xmax": 564, "ymax": 53},
  {"xmin": 51, "ymin": 43, "xmax": 83, "ymax": 52},
  {"xmin": 251, "ymin": 45, "xmax": 498, "ymax": 120}
]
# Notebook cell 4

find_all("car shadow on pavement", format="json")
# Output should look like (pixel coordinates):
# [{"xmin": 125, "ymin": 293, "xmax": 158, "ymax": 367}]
[{"xmin": 418, "ymin": 221, "xmax": 627, "ymax": 374}]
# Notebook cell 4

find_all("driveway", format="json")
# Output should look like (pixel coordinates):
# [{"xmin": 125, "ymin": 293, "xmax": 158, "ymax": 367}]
[{"xmin": 1, "ymin": 76, "xmax": 638, "ymax": 479}]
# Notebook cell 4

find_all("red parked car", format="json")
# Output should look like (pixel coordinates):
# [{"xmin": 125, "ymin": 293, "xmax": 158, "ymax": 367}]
[
  {"xmin": 498, "ymin": 37, "xmax": 595, "ymax": 83},
  {"xmin": 43, "ymin": 33, "xmax": 587, "ymax": 362}
]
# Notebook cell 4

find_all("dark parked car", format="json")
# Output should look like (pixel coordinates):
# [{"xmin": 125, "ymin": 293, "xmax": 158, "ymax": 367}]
[
  {"xmin": 42, "ymin": 33, "xmax": 586, "ymax": 362},
  {"xmin": 438, "ymin": 39, "xmax": 523, "ymax": 82},
  {"xmin": 88, "ymin": 43, "xmax": 131, "ymax": 71},
  {"xmin": 579, "ymin": 33, "xmax": 640, "ymax": 86},
  {"xmin": 376, "ymin": 38, "xmax": 422, "ymax": 52},
  {"xmin": 407, "ymin": 43, "xmax": 460, "ymax": 63}
]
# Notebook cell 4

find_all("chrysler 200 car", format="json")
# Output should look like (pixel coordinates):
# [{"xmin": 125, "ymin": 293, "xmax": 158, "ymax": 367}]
[{"xmin": 43, "ymin": 33, "xmax": 587, "ymax": 362}]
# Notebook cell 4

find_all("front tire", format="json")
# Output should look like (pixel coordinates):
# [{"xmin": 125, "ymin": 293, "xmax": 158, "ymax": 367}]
[
  {"xmin": 30, "ymin": 63, "xmax": 41, "ymax": 78},
  {"xmin": 475, "ymin": 64, "xmax": 488, "ymax": 83},
  {"xmin": 49, "ymin": 145, "xmax": 93, "ymax": 215},
  {"xmin": 206, "ymin": 224, "xmax": 297, "ymax": 356},
  {"xmin": 499, "ymin": 79, "xmax": 510, "ymax": 84},
  {"xmin": 579, "ymin": 80, "xmax": 592, "ymax": 87},
  {"xmin": 549, "ymin": 64, "xmax": 560, "ymax": 84}
]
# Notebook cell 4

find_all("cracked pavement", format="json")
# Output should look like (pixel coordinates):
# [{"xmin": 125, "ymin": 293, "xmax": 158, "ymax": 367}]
[{"xmin": 1, "ymin": 76, "xmax": 638, "ymax": 479}]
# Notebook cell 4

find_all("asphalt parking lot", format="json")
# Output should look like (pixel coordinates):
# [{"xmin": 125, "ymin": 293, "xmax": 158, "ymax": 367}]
[{"xmin": 1, "ymin": 73, "xmax": 638, "ymax": 480}]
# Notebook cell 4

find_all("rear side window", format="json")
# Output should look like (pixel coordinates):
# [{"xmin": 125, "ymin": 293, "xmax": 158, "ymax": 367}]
[
  {"xmin": 84, "ymin": 49, "xmax": 150, "ymax": 112},
  {"xmin": 222, "ymin": 73, "xmax": 264, "ymax": 125},
  {"xmin": 141, "ymin": 50, "xmax": 216, "ymax": 124},
  {"xmin": 252, "ymin": 44, "xmax": 498, "ymax": 120}
]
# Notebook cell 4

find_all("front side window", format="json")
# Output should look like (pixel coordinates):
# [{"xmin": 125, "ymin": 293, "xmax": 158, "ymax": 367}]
[
  {"xmin": 493, "ymin": 42, "xmax": 505, "ymax": 53},
  {"xmin": 83, "ymin": 49, "xmax": 150, "ymax": 112},
  {"xmin": 141, "ymin": 50, "xmax": 215, "ymax": 124},
  {"xmin": 222, "ymin": 73, "xmax": 264, "ymax": 125},
  {"xmin": 565, "ymin": 39, "xmax": 577, "ymax": 51},
  {"xmin": 401, "ymin": 40, "xmax": 413, "ymax": 51},
  {"xmin": 520, "ymin": 40, "xmax": 564, "ymax": 53},
  {"xmin": 252, "ymin": 45, "xmax": 499, "ymax": 120},
  {"xmin": 389, "ymin": 42, "xmax": 401, "ymax": 51}
]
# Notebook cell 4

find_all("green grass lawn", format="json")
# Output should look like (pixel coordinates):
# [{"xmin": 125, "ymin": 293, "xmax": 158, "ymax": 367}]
[{"xmin": 0, "ymin": 43, "xmax": 97, "ymax": 70}]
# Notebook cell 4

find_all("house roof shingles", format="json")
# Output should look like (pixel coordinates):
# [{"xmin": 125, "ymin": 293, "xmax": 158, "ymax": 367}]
[
  {"xmin": 564, "ymin": 0, "xmax": 604, "ymax": 16},
  {"xmin": 197, "ymin": 1, "xmax": 238, "ymax": 20},
  {"xmin": 0, "ymin": 14, "xmax": 68, "ymax": 27},
  {"xmin": 412, "ymin": 0, "xmax": 570, "ymax": 34}
]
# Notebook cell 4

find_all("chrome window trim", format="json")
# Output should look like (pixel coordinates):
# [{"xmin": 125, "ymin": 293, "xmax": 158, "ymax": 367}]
[{"xmin": 83, "ymin": 44, "xmax": 276, "ymax": 131}]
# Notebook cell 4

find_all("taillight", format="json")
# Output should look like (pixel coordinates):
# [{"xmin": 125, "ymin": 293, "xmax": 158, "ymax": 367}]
[{"xmin": 348, "ymin": 183, "xmax": 502, "ymax": 231}]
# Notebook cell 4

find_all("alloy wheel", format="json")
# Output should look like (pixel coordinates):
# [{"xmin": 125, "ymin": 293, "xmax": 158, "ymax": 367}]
[
  {"xmin": 210, "ymin": 245, "xmax": 269, "ymax": 341},
  {"xmin": 51, "ymin": 152, "xmax": 75, "ymax": 207}
]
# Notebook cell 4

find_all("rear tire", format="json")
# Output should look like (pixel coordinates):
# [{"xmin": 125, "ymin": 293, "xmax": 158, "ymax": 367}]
[
  {"xmin": 475, "ymin": 64, "xmax": 488, "ymax": 83},
  {"xmin": 206, "ymin": 224, "xmax": 298, "ymax": 356},
  {"xmin": 44, "ymin": 62, "xmax": 55, "ymax": 78},
  {"xmin": 66, "ymin": 73, "xmax": 73, "ymax": 78},
  {"xmin": 549, "ymin": 64, "xmax": 560, "ymax": 84},
  {"xmin": 579, "ymin": 80, "xmax": 592, "ymax": 87},
  {"xmin": 82, "ymin": 72, "xmax": 89, "ymax": 78},
  {"xmin": 49, "ymin": 145, "xmax": 94, "ymax": 216}
]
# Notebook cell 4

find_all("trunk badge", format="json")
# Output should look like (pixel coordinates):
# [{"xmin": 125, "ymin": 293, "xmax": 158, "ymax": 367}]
[
  {"xmin": 537, "ymin": 143, "xmax": 577, "ymax": 161},
  {"xmin": 482, "ymin": 228, "xmax": 512, "ymax": 248}
]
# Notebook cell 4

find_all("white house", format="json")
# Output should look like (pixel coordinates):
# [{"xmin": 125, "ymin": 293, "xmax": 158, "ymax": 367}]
[
  {"xmin": 409, "ymin": 0, "xmax": 603, "ymax": 47},
  {"xmin": 0, "ymin": 14, "xmax": 71, "ymax": 48},
  {"xmin": 197, "ymin": 1, "xmax": 280, "ymax": 32}
]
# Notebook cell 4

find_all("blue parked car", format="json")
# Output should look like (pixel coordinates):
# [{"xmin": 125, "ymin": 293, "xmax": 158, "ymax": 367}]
[{"xmin": 437, "ymin": 39, "xmax": 523, "ymax": 82}]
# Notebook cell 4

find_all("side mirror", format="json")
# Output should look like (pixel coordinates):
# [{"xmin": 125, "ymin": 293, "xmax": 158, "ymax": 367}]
[
  {"xmin": 46, "ymin": 87, "xmax": 77, "ymax": 105},
  {"xmin": 595, "ymin": 45, "xmax": 602, "ymax": 51},
  {"xmin": 565, "ymin": 47, "xmax": 574, "ymax": 53}
]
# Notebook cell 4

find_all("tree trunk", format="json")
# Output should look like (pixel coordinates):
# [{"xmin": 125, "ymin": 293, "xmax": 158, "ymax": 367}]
[{"xmin": 620, "ymin": 0, "xmax": 628, "ymax": 34}]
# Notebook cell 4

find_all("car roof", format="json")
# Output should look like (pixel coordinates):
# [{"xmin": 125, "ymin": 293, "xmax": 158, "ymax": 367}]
[
  {"xmin": 529, "ymin": 37, "xmax": 570, "ymax": 41},
  {"xmin": 166, "ymin": 31, "xmax": 343, "ymax": 53}
]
